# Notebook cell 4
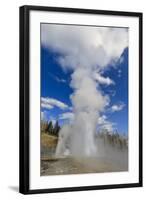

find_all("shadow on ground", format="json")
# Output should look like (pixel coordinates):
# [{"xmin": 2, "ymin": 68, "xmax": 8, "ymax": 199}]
[{"xmin": 8, "ymin": 186, "xmax": 19, "ymax": 193}]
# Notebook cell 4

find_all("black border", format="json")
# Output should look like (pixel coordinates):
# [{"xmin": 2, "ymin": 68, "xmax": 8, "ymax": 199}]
[{"xmin": 19, "ymin": 5, "xmax": 143, "ymax": 194}]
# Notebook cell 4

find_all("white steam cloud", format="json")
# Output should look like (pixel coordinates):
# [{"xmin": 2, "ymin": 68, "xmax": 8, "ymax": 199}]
[
  {"xmin": 41, "ymin": 24, "xmax": 128, "ymax": 157},
  {"xmin": 41, "ymin": 25, "xmax": 128, "ymax": 70}
]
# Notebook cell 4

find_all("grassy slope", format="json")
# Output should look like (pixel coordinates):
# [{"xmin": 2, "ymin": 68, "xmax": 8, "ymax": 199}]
[{"xmin": 41, "ymin": 132, "xmax": 58, "ymax": 148}]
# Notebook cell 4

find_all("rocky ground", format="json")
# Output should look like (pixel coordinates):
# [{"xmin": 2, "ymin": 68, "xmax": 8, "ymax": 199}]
[
  {"xmin": 41, "ymin": 132, "xmax": 128, "ymax": 176},
  {"xmin": 41, "ymin": 156, "xmax": 128, "ymax": 176}
]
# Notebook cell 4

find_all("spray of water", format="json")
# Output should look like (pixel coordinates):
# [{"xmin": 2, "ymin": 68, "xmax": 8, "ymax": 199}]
[{"xmin": 56, "ymin": 67, "xmax": 108, "ymax": 157}]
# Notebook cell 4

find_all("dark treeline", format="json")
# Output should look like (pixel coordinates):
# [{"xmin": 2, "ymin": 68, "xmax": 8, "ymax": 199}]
[
  {"xmin": 41, "ymin": 120, "xmax": 60, "ymax": 137},
  {"xmin": 96, "ymin": 129, "xmax": 128, "ymax": 149}
]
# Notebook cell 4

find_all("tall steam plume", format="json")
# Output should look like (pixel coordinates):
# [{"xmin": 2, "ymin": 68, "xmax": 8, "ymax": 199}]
[{"xmin": 41, "ymin": 24, "xmax": 128, "ymax": 157}]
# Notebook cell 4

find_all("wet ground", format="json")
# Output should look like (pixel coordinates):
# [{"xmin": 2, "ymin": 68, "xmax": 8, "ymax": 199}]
[{"xmin": 41, "ymin": 156, "xmax": 128, "ymax": 176}]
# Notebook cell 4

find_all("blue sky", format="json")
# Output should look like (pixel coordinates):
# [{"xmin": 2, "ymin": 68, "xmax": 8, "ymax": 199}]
[{"xmin": 41, "ymin": 24, "xmax": 128, "ymax": 135}]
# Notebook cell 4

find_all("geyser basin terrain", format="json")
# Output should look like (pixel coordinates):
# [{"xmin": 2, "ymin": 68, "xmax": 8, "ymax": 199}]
[
  {"xmin": 41, "ymin": 132, "xmax": 128, "ymax": 176},
  {"xmin": 41, "ymin": 156, "xmax": 128, "ymax": 176}
]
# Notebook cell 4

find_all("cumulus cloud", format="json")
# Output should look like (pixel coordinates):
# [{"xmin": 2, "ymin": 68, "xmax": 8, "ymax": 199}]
[
  {"xmin": 41, "ymin": 103, "xmax": 53, "ymax": 110},
  {"xmin": 101, "ymin": 123, "xmax": 114, "ymax": 132},
  {"xmin": 93, "ymin": 73, "xmax": 114, "ymax": 85},
  {"xmin": 41, "ymin": 24, "xmax": 128, "ymax": 71},
  {"xmin": 98, "ymin": 115, "xmax": 116, "ymax": 132},
  {"xmin": 98, "ymin": 115, "xmax": 108, "ymax": 125},
  {"xmin": 59, "ymin": 112, "xmax": 74, "ymax": 121},
  {"xmin": 41, "ymin": 97, "xmax": 68, "ymax": 110},
  {"xmin": 111, "ymin": 102, "xmax": 125, "ymax": 112}
]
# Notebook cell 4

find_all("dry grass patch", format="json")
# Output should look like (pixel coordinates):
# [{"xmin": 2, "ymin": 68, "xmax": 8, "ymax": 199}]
[{"xmin": 41, "ymin": 132, "xmax": 58, "ymax": 148}]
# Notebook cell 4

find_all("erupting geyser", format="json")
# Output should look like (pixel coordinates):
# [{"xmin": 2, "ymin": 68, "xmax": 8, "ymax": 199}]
[
  {"xmin": 56, "ymin": 68, "xmax": 108, "ymax": 157},
  {"xmin": 41, "ymin": 24, "xmax": 128, "ymax": 158}
]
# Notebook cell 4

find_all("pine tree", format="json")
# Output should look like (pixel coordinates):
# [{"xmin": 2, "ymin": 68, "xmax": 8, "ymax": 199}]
[
  {"xmin": 47, "ymin": 121, "xmax": 53, "ymax": 134},
  {"xmin": 53, "ymin": 120, "xmax": 60, "ymax": 137}
]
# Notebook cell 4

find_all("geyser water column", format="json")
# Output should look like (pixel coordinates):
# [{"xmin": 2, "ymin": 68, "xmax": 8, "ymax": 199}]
[
  {"xmin": 69, "ymin": 68, "xmax": 107, "ymax": 156},
  {"xmin": 56, "ymin": 68, "xmax": 108, "ymax": 157}
]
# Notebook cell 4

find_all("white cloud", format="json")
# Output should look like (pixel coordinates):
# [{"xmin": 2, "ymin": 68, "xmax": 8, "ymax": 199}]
[
  {"xmin": 111, "ymin": 102, "xmax": 125, "ymax": 112},
  {"xmin": 98, "ymin": 115, "xmax": 116, "ymax": 132},
  {"xmin": 94, "ymin": 73, "xmax": 114, "ymax": 85},
  {"xmin": 41, "ymin": 97, "xmax": 68, "ymax": 110},
  {"xmin": 101, "ymin": 123, "xmax": 114, "ymax": 132},
  {"xmin": 98, "ymin": 115, "xmax": 107, "ymax": 125},
  {"xmin": 41, "ymin": 24, "xmax": 128, "ymax": 71},
  {"xmin": 59, "ymin": 112, "xmax": 74, "ymax": 121},
  {"xmin": 41, "ymin": 103, "xmax": 53, "ymax": 110}
]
